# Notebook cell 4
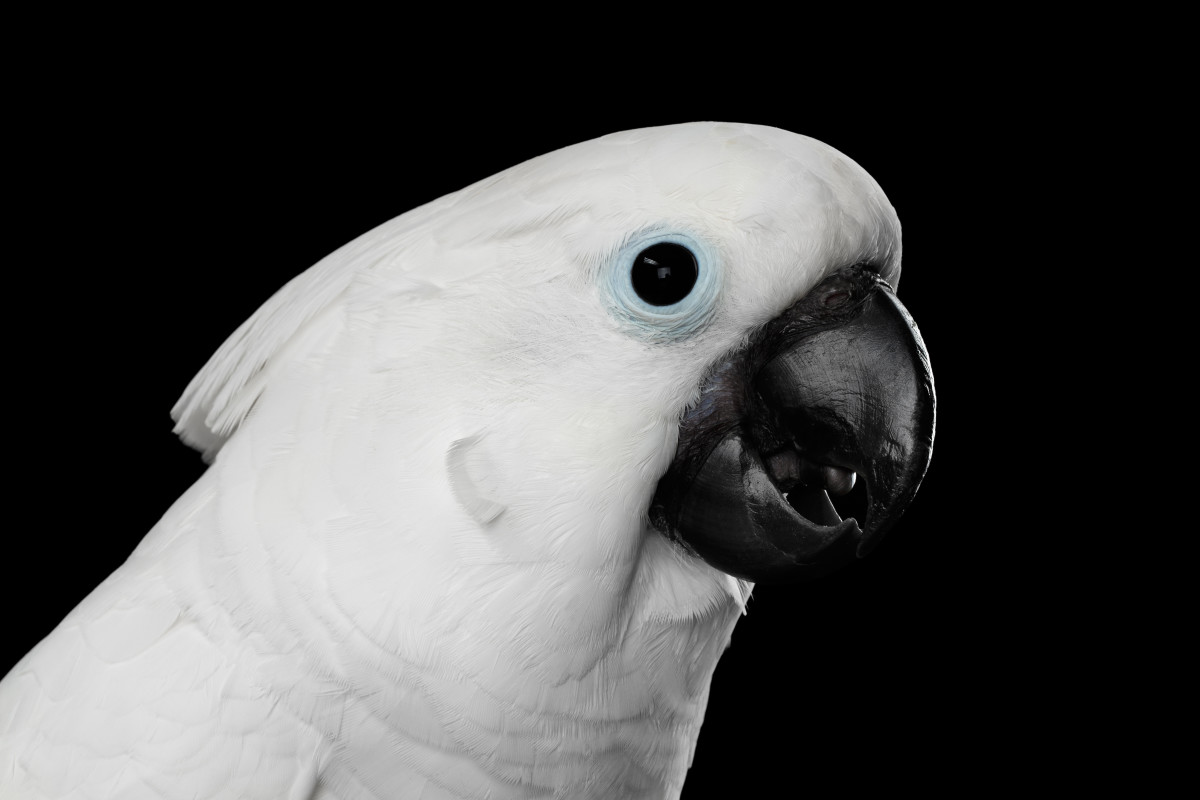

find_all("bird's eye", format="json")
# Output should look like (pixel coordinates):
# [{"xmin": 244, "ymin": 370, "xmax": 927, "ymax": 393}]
[
  {"xmin": 631, "ymin": 243, "xmax": 698, "ymax": 306},
  {"xmin": 603, "ymin": 230, "xmax": 722, "ymax": 342}
]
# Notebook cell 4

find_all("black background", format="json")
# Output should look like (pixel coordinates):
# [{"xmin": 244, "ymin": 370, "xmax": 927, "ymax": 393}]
[{"xmin": 6, "ymin": 62, "xmax": 1091, "ymax": 797}]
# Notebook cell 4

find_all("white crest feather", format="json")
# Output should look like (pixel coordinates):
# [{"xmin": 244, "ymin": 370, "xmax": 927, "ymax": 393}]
[{"xmin": 169, "ymin": 197, "xmax": 454, "ymax": 460}]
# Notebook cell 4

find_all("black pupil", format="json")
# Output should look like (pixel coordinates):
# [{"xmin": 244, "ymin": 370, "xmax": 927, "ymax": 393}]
[{"xmin": 630, "ymin": 243, "xmax": 698, "ymax": 306}]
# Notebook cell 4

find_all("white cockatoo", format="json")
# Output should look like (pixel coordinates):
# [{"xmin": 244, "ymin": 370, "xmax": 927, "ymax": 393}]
[{"xmin": 0, "ymin": 123, "xmax": 934, "ymax": 799}]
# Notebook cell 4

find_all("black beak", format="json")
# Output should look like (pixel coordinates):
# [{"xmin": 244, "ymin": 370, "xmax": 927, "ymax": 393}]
[{"xmin": 649, "ymin": 264, "xmax": 935, "ymax": 584}]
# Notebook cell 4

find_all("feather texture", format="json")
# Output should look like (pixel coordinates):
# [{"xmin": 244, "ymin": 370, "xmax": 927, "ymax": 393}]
[{"xmin": 2, "ymin": 122, "xmax": 900, "ymax": 798}]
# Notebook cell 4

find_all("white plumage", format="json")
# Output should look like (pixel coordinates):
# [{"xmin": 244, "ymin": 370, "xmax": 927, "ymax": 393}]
[{"xmin": 1, "ymin": 123, "xmax": 903, "ymax": 799}]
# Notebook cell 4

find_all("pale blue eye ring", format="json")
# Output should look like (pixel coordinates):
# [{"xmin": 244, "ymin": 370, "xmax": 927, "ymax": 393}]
[{"xmin": 605, "ymin": 231, "xmax": 722, "ymax": 341}]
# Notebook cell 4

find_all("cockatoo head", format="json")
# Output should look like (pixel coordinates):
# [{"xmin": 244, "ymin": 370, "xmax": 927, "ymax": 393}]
[{"xmin": 171, "ymin": 121, "xmax": 933, "ymax": 696}]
